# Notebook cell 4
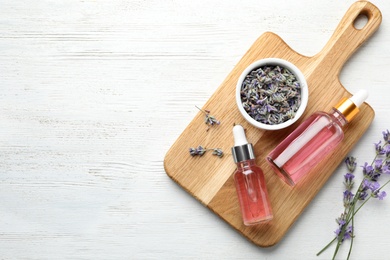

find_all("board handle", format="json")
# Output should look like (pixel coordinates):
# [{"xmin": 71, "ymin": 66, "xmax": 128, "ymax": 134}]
[{"xmin": 318, "ymin": 1, "xmax": 382, "ymax": 75}]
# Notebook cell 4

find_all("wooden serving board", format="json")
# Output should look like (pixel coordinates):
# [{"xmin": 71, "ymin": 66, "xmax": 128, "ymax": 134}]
[{"xmin": 164, "ymin": 1, "xmax": 381, "ymax": 247}]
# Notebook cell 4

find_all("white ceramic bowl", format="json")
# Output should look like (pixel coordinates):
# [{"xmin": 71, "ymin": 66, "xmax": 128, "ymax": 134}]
[{"xmin": 236, "ymin": 58, "xmax": 308, "ymax": 130}]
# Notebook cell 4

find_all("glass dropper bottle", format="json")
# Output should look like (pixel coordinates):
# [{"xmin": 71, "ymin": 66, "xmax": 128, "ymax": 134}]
[
  {"xmin": 231, "ymin": 125, "xmax": 273, "ymax": 225},
  {"xmin": 267, "ymin": 90, "xmax": 368, "ymax": 186}
]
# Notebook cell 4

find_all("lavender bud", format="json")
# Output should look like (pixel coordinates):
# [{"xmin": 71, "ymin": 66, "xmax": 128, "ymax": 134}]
[
  {"xmin": 345, "ymin": 157, "xmax": 357, "ymax": 172},
  {"xmin": 212, "ymin": 148, "xmax": 224, "ymax": 158},
  {"xmin": 196, "ymin": 145, "xmax": 206, "ymax": 156},
  {"xmin": 375, "ymin": 141, "xmax": 385, "ymax": 155},
  {"xmin": 343, "ymin": 173, "xmax": 355, "ymax": 190},
  {"xmin": 189, "ymin": 147, "xmax": 198, "ymax": 156},
  {"xmin": 383, "ymin": 129, "xmax": 390, "ymax": 142},
  {"xmin": 343, "ymin": 190, "xmax": 354, "ymax": 207},
  {"xmin": 384, "ymin": 145, "xmax": 390, "ymax": 158}
]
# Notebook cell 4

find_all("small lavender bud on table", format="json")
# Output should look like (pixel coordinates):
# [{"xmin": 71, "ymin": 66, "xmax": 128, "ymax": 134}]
[{"xmin": 188, "ymin": 146, "xmax": 224, "ymax": 158}]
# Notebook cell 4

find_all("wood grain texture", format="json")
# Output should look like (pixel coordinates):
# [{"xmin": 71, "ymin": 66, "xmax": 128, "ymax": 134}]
[{"xmin": 164, "ymin": 1, "xmax": 381, "ymax": 247}]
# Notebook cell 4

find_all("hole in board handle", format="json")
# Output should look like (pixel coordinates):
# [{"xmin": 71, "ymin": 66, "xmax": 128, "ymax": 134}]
[{"xmin": 353, "ymin": 13, "xmax": 369, "ymax": 30}]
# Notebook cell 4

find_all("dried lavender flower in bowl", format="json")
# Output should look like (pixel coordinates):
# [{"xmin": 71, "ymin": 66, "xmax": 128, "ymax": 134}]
[{"xmin": 236, "ymin": 58, "xmax": 308, "ymax": 130}]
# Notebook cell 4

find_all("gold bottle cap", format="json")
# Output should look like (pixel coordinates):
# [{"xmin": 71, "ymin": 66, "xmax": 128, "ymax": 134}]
[
  {"xmin": 334, "ymin": 98, "xmax": 359, "ymax": 122},
  {"xmin": 334, "ymin": 90, "xmax": 368, "ymax": 122}
]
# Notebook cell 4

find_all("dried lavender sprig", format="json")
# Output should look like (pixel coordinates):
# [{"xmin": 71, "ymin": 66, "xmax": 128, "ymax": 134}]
[
  {"xmin": 195, "ymin": 106, "xmax": 220, "ymax": 131},
  {"xmin": 189, "ymin": 146, "xmax": 224, "ymax": 158}
]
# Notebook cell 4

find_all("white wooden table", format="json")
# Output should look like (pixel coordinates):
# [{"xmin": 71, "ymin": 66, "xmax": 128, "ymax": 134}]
[{"xmin": 1, "ymin": 0, "xmax": 390, "ymax": 259}]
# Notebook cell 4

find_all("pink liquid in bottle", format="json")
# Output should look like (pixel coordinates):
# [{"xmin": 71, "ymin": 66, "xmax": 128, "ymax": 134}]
[
  {"xmin": 232, "ymin": 125, "xmax": 273, "ymax": 225},
  {"xmin": 267, "ymin": 110, "xmax": 345, "ymax": 185},
  {"xmin": 234, "ymin": 160, "xmax": 273, "ymax": 225},
  {"xmin": 268, "ymin": 90, "xmax": 369, "ymax": 186}
]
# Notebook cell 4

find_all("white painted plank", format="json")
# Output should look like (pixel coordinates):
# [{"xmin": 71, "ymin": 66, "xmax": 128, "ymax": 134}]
[{"xmin": 1, "ymin": 0, "xmax": 390, "ymax": 259}]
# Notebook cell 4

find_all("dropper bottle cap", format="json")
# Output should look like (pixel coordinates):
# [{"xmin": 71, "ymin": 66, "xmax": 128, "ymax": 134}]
[
  {"xmin": 334, "ymin": 89, "xmax": 368, "ymax": 122},
  {"xmin": 231, "ymin": 125, "xmax": 255, "ymax": 163}
]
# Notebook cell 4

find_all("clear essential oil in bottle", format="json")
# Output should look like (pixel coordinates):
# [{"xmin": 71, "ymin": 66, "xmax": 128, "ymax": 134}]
[
  {"xmin": 231, "ymin": 125, "xmax": 273, "ymax": 225},
  {"xmin": 267, "ymin": 90, "xmax": 368, "ymax": 186}
]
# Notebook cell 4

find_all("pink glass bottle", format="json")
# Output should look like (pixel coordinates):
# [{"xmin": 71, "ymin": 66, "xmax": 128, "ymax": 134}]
[
  {"xmin": 231, "ymin": 125, "xmax": 273, "ymax": 225},
  {"xmin": 267, "ymin": 90, "xmax": 368, "ymax": 186}
]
